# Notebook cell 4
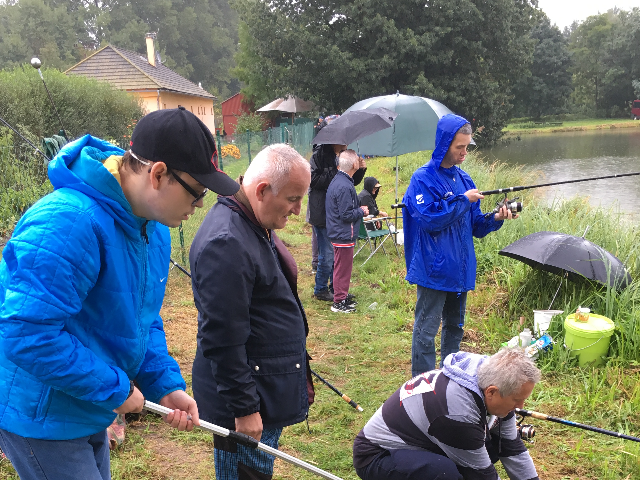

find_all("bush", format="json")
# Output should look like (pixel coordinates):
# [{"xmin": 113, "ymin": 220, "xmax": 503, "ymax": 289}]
[
  {"xmin": 234, "ymin": 112, "xmax": 265, "ymax": 133},
  {"xmin": 0, "ymin": 65, "xmax": 143, "ymax": 141}
]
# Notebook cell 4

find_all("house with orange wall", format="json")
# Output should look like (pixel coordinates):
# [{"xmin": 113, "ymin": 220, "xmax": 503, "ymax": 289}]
[{"xmin": 65, "ymin": 34, "xmax": 216, "ymax": 133}]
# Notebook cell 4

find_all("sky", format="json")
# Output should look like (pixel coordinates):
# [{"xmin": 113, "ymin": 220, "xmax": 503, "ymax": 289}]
[{"xmin": 537, "ymin": 0, "xmax": 639, "ymax": 30}]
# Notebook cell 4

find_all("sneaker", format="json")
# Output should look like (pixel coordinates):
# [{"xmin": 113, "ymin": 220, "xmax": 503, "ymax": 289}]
[
  {"xmin": 346, "ymin": 294, "xmax": 357, "ymax": 306},
  {"xmin": 331, "ymin": 300, "xmax": 356, "ymax": 313},
  {"xmin": 313, "ymin": 290, "xmax": 334, "ymax": 302}
]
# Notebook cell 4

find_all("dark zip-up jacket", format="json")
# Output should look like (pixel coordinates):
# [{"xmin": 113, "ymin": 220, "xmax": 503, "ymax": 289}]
[
  {"xmin": 326, "ymin": 170, "xmax": 364, "ymax": 245},
  {"xmin": 309, "ymin": 144, "xmax": 366, "ymax": 227},
  {"xmin": 190, "ymin": 197, "xmax": 310, "ymax": 430}
]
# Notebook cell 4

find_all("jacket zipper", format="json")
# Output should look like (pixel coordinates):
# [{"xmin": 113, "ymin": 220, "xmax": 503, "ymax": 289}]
[{"xmin": 132, "ymin": 221, "xmax": 150, "ymax": 369}]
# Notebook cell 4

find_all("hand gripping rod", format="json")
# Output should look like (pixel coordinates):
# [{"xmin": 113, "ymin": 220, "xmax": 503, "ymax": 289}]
[{"xmin": 144, "ymin": 401, "xmax": 344, "ymax": 480}]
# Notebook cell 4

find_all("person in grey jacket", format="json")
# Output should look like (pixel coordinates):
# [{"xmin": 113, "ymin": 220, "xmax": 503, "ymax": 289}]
[
  {"xmin": 353, "ymin": 348, "xmax": 541, "ymax": 480},
  {"xmin": 326, "ymin": 149, "xmax": 368, "ymax": 313},
  {"xmin": 190, "ymin": 144, "xmax": 313, "ymax": 480}
]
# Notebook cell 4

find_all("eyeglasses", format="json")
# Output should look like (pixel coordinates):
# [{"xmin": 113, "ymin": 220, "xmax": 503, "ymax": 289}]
[
  {"xmin": 167, "ymin": 168, "xmax": 208, "ymax": 206},
  {"xmin": 130, "ymin": 150, "xmax": 207, "ymax": 206}
]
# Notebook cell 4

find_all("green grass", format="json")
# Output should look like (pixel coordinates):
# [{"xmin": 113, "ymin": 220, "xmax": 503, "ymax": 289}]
[
  {"xmin": 504, "ymin": 118, "xmax": 640, "ymax": 134},
  {"xmin": 2, "ymin": 150, "xmax": 639, "ymax": 479}
]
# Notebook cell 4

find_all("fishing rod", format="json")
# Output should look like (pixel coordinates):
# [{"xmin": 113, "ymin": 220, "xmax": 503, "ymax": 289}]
[
  {"xmin": 31, "ymin": 57, "xmax": 68, "ymax": 139},
  {"xmin": 0, "ymin": 114, "xmax": 51, "ymax": 161},
  {"xmin": 480, "ymin": 171, "xmax": 640, "ymax": 196},
  {"xmin": 516, "ymin": 408, "xmax": 640, "ymax": 443},
  {"xmin": 311, "ymin": 369, "xmax": 363, "ymax": 412},
  {"xmin": 144, "ymin": 401, "xmax": 343, "ymax": 480},
  {"xmin": 167, "ymin": 259, "xmax": 363, "ymax": 413}
]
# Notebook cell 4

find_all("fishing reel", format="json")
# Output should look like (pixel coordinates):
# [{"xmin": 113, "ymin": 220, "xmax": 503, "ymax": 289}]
[
  {"xmin": 517, "ymin": 414, "xmax": 536, "ymax": 442},
  {"xmin": 485, "ymin": 194, "xmax": 523, "ymax": 218}
]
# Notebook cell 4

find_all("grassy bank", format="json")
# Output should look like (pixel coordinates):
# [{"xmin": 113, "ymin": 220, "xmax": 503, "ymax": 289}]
[
  {"xmin": 504, "ymin": 118, "xmax": 640, "ymax": 135},
  {"xmin": 2, "ymin": 152, "xmax": 639, "ymax": 480}
]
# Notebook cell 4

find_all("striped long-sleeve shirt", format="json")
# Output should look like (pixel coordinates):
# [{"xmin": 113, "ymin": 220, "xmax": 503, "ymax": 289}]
[{"xmin": 353, "ymin": 353, "xmax": 538, "ymax": 480}]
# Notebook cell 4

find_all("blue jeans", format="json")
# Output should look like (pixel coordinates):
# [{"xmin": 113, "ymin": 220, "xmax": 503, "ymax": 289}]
[
  {"xmin": 214, "ymin": 427, "xmax": 282, "ymax": 480},
  {"xmin": 412, "ymin": 286, "xmax": 467, "ymax": 377},
  {"xmin": 0, "ymin": 428, "xmax": 110, "ymax": 480},
  {"xmin": 313, "ymin": 226, "xmax": 334, "ymax": 295}
]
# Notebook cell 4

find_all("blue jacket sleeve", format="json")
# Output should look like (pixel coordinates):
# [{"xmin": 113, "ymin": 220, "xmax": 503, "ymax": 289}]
[
  {"xmin": 471, "ymin": 199, "xmax": 503, "ymax": 238},
  {"xmin": 135, "ymin": 314, "xmax": 186, "ymax": 402},
  {"xmin": 335, "ymin": 185, "xmax": 364, "ymax": 223},
  {"xmin": 1, "ymin": 205, "xmax": 130, "ymax": 411},
  {"xmin": 192, "ymin": 233, "xmax": 260, "ymax": 418},
  {"xmin": 405, "ymin": 175, "xmax": 471, "ymax": 233}
]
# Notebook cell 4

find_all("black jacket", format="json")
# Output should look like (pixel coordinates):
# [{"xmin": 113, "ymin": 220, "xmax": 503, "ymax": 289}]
[
  {"xmin": 326, "ymin": 170, "xmax": 364, "ymax": 244},
  {"xmin": 190, "ymin": 197, "xmax": 309, "ymax": 430},
  {"xmin": 309, "ymin": 144, "xmax": 366, "ymax": 227},
  {"xmin": 358, "ymin": 177, "xmax": 381, "ymax": 230}
]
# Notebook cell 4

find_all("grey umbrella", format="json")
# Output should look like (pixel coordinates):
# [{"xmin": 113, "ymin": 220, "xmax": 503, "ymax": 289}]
[
  {"xmin": 311, "ymin": 108, "xmax": 397, "ymax": 146},
  {"xmin": 499, "ymin": 230, "xmax": 632, "ymax": 289}
]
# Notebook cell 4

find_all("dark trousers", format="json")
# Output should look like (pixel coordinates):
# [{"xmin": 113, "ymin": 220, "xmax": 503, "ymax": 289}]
[
  {"xmin": 332, "ymin": 245, "xmax": 354, "ymax": 303},
  {"xmin": 355, "ymin": 449, "xmax": 463, "ymax": 480}
]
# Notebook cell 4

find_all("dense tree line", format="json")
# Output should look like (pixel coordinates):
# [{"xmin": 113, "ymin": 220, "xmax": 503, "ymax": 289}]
[
  {"xmin": 231, "ymin": 0, "xmax": 539, "ymax": 145},
  {"xmin": 0, "ymin": 0, "xmax": 239, "ymax": 99}
]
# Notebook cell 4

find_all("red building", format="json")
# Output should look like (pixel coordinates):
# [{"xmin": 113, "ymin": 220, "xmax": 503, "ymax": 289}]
[{"xmin": 221, "ymin": 93, "xmax": 253, "ymax": 135}]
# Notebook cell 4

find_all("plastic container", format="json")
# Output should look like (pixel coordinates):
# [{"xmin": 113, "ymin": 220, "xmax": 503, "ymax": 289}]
[
  {"xmin": 519, "ymin": 328, "xmax": 532, "ymax": 348},
  {"xmin": 533, "ymin": 310, "xmax": 564, "ymax": 336},
  {"xmin": 564, "ymin": 313, "xmax": 615, "ymax": 366},
  {"xmin": 575, "ymin": 307, "xmax": 590, "ymax": 322}
]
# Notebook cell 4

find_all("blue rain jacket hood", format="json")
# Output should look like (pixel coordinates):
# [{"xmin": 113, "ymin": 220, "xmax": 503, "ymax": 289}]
[
  {"xmin": 0, "ymin": 135, "xmax": 185, "ymax": 440},
  {"xmin": 402, "ymin": 114, "xmax": 503, "ymax": 292},
  {"xmin": 442, "ymin": 351, "xmax": 488, "ymax": 399}
]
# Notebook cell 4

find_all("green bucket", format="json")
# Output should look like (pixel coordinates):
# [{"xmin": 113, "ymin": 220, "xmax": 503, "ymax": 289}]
[{"xmin": 564, "ymin": 313, "xmax": 615, "ymax": 366}]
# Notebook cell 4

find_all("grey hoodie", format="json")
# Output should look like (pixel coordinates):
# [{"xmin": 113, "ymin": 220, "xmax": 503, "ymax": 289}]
[{"xmin": 353, "ymin": 352, "xmax": 538, "ymax": 480}]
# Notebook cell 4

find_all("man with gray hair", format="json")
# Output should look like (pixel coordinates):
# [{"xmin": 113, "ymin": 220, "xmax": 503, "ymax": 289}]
[
  {"xmin": 190, "ymin": 144, "xmax": 314, "ymax": 480},
  {"xmin": 353, "ymin": 349, "xmax": 541, "ymax": 480},
  {"xmin": 325, "ymin": 149, "xmax": 369, "ymax": 313},
  {"xmin": 403, "ymin": 114, "xmax": 519, "ymax": 377}
]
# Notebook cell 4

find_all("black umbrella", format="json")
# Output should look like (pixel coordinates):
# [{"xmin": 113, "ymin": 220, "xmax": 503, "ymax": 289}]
[
  {"xmin": 311, "ymin": 107, "xmax": 397, "ymax": 146},
  {"xmin": 499, "ymin": 231, "xmax": 632, "ymax": 289}
]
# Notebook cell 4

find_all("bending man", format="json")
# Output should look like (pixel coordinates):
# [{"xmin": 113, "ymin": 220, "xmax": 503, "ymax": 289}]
[{"xmin": 353, "ymin": 348, "xmax": 541, "ymax": 480}]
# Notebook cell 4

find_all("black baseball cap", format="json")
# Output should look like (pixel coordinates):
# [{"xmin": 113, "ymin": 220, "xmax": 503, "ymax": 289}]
[{"xmin": 130, "ymin": 107, "xmax": 239, "ymax": 196}]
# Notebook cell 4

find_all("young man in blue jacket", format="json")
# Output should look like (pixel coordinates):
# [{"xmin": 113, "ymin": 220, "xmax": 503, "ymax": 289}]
[
  {"xmin": 326, "ymin": 150, "xmax": 369, "ymax": 313},
  {"xmin": 403, "ymin": 114, "xmax": 518, "ymax": 376},
  {"xmin": 0, "ymin": 107, "xmax": 239, "ymax": 480}
]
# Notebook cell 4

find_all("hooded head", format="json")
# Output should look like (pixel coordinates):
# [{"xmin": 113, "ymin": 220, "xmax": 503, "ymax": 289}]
[
  {"xmin": 431, "ymin": 114, "xmax": 475, "ymax": 169},
  {"xmin": 363, "ymin": 177, "xmax": 381, "ymax": 198}
]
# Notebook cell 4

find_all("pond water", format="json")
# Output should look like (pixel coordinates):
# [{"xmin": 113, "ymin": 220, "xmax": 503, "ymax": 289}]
[{"xmin": 481, "ymin": 127, "xmax": 640, "ymax": 220}]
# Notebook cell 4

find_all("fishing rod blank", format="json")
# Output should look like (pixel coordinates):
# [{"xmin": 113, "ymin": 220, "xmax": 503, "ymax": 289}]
[
  {"xmin": 516, "ymin": 408, "xmax": 640, "ymax": 443},
  {"xmin": 311, "ymin": 369, "xmax": 363, "ymax": 412},
  {"xmin": 144, "ymin": 401, "xmax": 344, "ymax": 480},
  {"xmin": 31, "ymin": 57, "xmax": 68, "ymax": 139},
  {"xmin": 0, "ymin": 114, "xmax": 50, "ymax": 161},
  {"xmin": 480, "ymin": 171, "xmax": 640, "ymax": 196}
]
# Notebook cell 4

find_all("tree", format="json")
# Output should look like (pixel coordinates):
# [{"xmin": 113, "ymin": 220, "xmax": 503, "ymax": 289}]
[
  {"xmin": 512, "ymin": 16, "xmax": 573, "ymax": 119},
  {"xmin": 231, "ymin": 0, "xmax": 539, "ymax": 145},
  {"xmin": 0, "ymin": 0, "xmax": 240, "ymax": 100}
]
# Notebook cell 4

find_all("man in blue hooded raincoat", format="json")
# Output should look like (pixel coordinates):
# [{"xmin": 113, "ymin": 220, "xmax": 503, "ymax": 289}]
[
  {"xmin": 0, "ymin": 107, "xmax": 239, "ymax": 480},
  {"xmin": 403, "ymin": 114, "xmax": 517, "ymax": 376}
]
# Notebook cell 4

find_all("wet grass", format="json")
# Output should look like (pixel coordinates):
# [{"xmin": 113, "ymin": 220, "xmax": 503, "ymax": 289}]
[{"xmin": 2, "ymin": 150, "xmax": 639, "ymax": 479}]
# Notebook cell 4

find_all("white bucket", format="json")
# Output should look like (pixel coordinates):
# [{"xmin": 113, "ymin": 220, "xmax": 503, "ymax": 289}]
[
  {"xmin": 533, "ymin": 310, "xmax": 564, "ymax": 336},
  {"xmin": 396, "ymin": 229, "xmax": 404, "ymax": 245}
]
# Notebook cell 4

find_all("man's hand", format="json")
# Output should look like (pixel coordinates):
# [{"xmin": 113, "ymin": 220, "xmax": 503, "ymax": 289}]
[
  {"xmin": 114, "ymin": 386, "xmax": 144, "ymax": 414},
  {"xmin": 359, "ymin": 157, "xmax": 367, "ymax": 169},
  {"xmin": 360, "ymin": 206, "xmax": 369, "ymax": 215},
  {"xmin": 494, "ymin": 204, "xmax": 519, "ymax": 221},
  {"xmin": 236, "ymin": 412, "xmax": 263, "ymax": 441},
  {"xmin": 159, "ymin": 390, "xmax": 200, "ymax": 431},
  {"xmin": 379, "ymin": 211, "xmax": 388, "ymax": 217},
  {"xmin": 464, "ymin": 189, "xmax": 484, "ymax": 203}
]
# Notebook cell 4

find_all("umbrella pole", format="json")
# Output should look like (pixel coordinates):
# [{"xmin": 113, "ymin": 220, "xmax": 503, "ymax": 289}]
[
  {"xmin": 548, "ymin": 273, "xmax": 566, "ymax": 310},
  {"xmin": 395, "ymin": 156, "xmax": 399, "ymax": 231}
]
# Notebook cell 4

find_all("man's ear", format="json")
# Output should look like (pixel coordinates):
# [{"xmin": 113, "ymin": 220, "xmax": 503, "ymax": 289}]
[
  {"xmin": 255, "ymin": 181, "xmax": 270, "ymax": 201},
  {"xmin": 484, "ymin": 385, "xmax": 500, "ymax": 399},
  {"xmin": 149, "ymin": 162, "xmax": 168, "ymax": 191}
]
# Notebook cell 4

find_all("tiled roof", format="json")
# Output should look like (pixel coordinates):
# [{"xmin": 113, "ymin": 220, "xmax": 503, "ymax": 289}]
[{"xmin": 65, "ymin": 45, "xmax": 215, "ymax": 99}]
